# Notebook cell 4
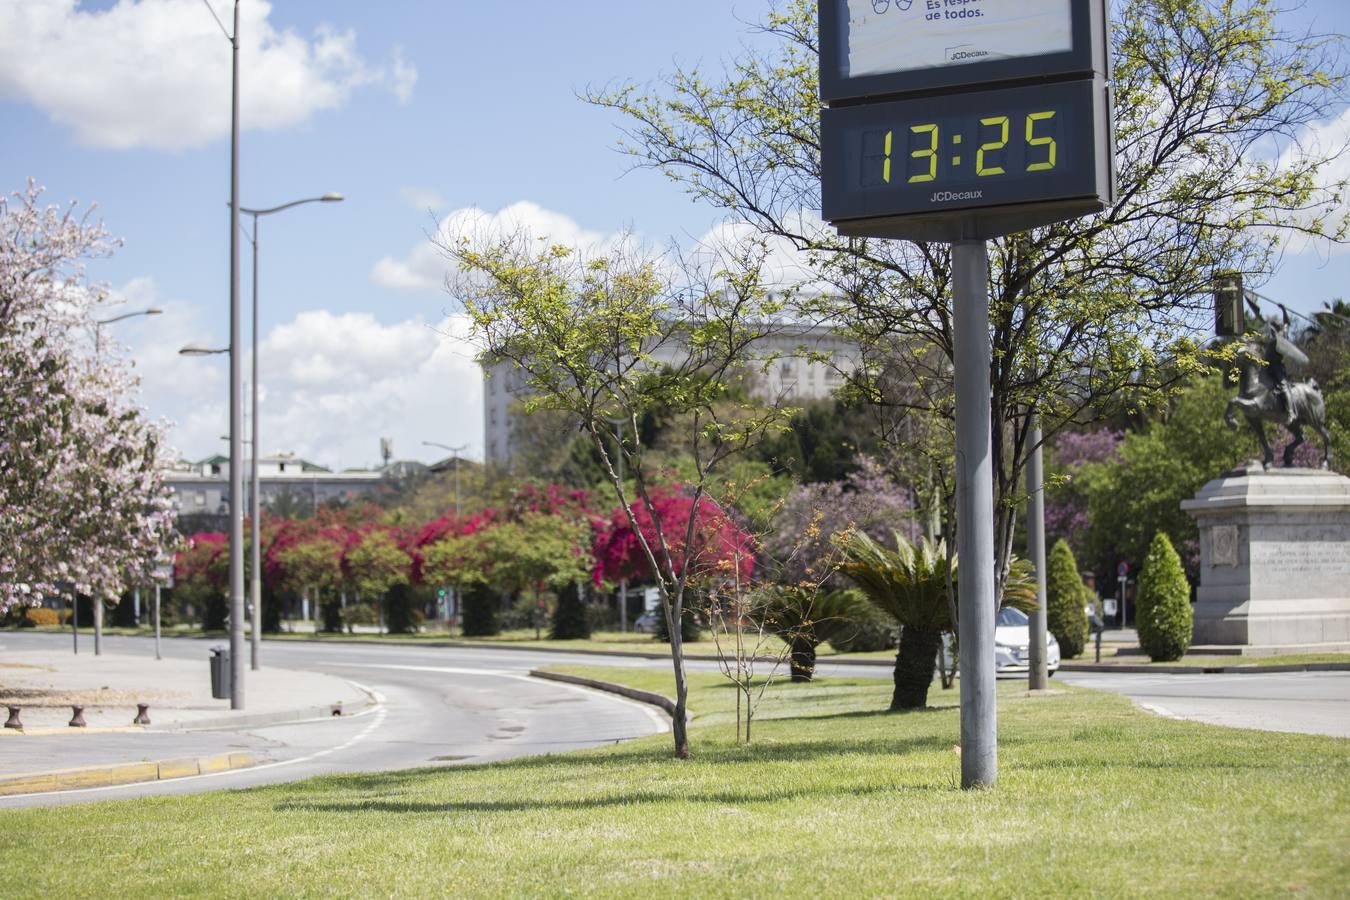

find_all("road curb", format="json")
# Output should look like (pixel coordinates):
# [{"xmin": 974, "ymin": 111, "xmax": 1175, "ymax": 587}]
[
  {"xmin": 1059, "ymin": 662, "xmax": 1350, "ymax": 674},
  {"xmin": 530, "ymin": 669, "xmax": 690, "ymax": 723},
  {"xmin": 0, "ymin": 752, "xmax": 258, "ymax": 797}
]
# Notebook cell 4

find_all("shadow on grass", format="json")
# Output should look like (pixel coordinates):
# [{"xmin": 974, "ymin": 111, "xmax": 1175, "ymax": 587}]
[{"xmin": 274, "ymin": 776, "xmax": 944, "ymax": 817}]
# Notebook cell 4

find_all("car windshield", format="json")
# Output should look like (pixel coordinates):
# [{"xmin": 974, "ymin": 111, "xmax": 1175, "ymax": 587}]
[{"xmin": 996, "ymin": 607, "xmax": 1029, "ymax": 627}]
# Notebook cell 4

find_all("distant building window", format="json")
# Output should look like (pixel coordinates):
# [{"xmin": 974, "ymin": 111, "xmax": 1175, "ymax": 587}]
[
  {"xmin": 195, "ymin": 492, "xmax": 206, "ymax": 506},
  {"xmin": 279, "ymin": 462, "xmax": 286, "ymax": 473},
  {"xmin": 210, "ymin": 464, "xmax": 221, "ymax": 475}
]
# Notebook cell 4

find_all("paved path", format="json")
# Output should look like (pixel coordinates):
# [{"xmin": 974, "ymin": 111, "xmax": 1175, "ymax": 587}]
[{"xmin": 1058, "ymin": 670, "xmax": 1350, "ymax": 738}]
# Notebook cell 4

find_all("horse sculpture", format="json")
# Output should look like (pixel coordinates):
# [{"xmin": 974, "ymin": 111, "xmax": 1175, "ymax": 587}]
[{"xmin": 1224, "ymin": 332, "xmax": 1331, "ymax": 469}]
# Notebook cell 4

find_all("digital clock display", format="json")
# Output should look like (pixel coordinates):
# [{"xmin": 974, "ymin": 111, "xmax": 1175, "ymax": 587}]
[{"xmin": 821, "ymin": 77, "xmax": 1110, "ymax": 237}]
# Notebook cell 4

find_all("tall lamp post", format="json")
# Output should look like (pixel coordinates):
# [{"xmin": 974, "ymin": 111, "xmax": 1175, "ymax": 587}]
[
  {"xmin": 87, "ymin": 306, "xmax": 163, "ymax": 655},
  {"xmin": 422, "ymin": 441, "xmax": 467, "ymax": 625},
  {"xmin": 240, "ymin": 193, "xmax": 343, "ymax": 669}
]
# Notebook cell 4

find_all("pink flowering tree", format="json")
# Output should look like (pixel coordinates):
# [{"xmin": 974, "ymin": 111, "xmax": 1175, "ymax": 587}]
[{"xmin": 0, "ymin": 181, "xmax": 176, "ymax": 612}]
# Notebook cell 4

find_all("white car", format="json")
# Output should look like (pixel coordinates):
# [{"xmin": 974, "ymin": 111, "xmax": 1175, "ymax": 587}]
[{"xmin": 940, "ymin": 606, "xmax": 1061, "ymax": 677}]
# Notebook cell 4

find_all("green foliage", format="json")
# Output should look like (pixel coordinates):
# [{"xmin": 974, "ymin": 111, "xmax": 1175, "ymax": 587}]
[
  {"xmin": 826, "ymin": 600, "xmax": 898, "ymax": 653},
  {"xmin": 1046, "ymin": 540, "xmax": 1089, "ymax": 659},
  {"xmin": 460, "ymin": 583, "xmax": 500, "ymax": 637},
  {"xmin": 550, "ymin": 582, "xmax": 591, "ymax": 640},
  {"xmin": 384, "ymin": 583, "xmax": 419, "ymax": 635},
  {"xmin": 345, "ymin": 530, "xmax": 412, "ymax": 599},
  {"xmin": 1076, "ymin": 376, "xmax": 1256, "ymax": 577},
  {"xmin": 754, "ymin": 399, "xmax": 880, "ymax": 483},
  {"xmin": 1136, "ymin": 532, "xmax": 1194, "ymax": 662},
  {"xmin": 340, "ymin": 602, "xmax": 377, "ymax": 632},
  {"xmin": 756, "ymin": 586, "xmax": 871, "ymax": 681}
]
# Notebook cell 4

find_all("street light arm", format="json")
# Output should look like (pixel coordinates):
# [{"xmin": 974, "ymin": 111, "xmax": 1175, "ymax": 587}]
[
  {"xmin": 97, "ymin": 308, "xmax": 163, "ymax": 326},
  {"xmin": 422, "ymin": 441, "xmax": 468, "ymax": 455},
  {"xmin": 239, "ymin": 194, "xmax": 344, "ymax": 217},
  {"xmin": 179, "ymin": 344, "xmax": 229, "ymax": 356}
]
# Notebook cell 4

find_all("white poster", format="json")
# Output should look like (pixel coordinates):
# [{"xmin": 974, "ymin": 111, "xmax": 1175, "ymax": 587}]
[{"xmin": 844, "ymin": 0, "xmax": 1074, "ymax": 78}]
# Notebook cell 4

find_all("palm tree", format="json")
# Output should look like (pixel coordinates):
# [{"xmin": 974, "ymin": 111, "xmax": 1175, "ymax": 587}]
[{"xmin": 834, "ymin": 529, "xmax": 1038, "ymax": 709}]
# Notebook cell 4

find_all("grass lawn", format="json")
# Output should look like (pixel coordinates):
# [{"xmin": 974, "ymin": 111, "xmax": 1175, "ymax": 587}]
[{"xmin": 2, "ymin": 665, "xmax": 1347, "ymax": 897}]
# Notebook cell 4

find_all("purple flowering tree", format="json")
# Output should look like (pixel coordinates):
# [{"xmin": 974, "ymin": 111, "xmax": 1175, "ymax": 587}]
[
  {"xmin": 0, "ymin": 181, "xmax": 177, "ymax": 612},
  {"xmin": 1045, "ymin": 429, "xmax": 1122, "ymax": 564}
]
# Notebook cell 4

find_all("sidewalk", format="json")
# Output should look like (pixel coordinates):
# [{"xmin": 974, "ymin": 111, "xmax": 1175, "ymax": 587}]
[{"xmin": 0, "ymin": 648, "xmax": 373, "ymax": 796}]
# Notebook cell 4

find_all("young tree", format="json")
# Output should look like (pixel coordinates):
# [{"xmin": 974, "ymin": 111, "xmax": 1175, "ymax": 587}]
[
  {"xmin": 345, "ymin": 529, "xmax": 413, "ymax": 634},
  {"xmin": 1046, "ymin": 539, "xmax": 1090, "ymax": 659},
  {"xmin": 0, "ymin": 181, "xmax": 177, "ymax": 612},
  {"xmin": 442, "ymin": 231, "xmax": 791, "ymax": 758},
  {"xmin": 1136, "ymin": 532, "xmax": 1194, "ymax": 662},
  {"xmin": 587, "ymin": 0, "xmax": 1348, "ymax": 612}
]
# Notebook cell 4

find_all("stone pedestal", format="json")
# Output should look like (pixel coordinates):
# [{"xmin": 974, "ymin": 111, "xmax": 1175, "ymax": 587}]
[{"xmin": 1181, "ymin": 463, "xmax": 1350, "ymax": 647}]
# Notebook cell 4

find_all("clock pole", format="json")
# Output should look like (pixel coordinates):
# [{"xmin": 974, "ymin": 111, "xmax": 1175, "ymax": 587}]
[{"xmin": 952, "ymin": 237, "xmax": 997, "ymax": 789}]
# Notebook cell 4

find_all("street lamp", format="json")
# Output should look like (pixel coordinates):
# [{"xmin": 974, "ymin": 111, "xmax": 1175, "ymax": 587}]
[
  {"xmin": 83, "ymin": 306, "xmax": 165, "ymax": 656},
  {"xmin": 421, "ymin": 441, "xmax": 468, "ymax": 518},
  {"xmin": 422, "ymin": 441, "xmax": 467, "ymax": 627},
  {"xmin": 239, "ymin": 193, "xmax": 343, "ymax": 671}
]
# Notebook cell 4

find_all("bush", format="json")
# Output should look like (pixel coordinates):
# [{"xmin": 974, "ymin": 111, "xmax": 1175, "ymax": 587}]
[
  {"xmin": 1136, "ymin": 532, "xmax": 1193, "ymax": 661},
  {"xmin": 385, "ymin": 584, "xmax": 419, "ymax": 635},
  {"xmin": 340, "ymin": 602, "xmax": 378, "ymax": 633},
  {"xmin": 23, "ymin": 607, "xmax": 61, "ymax": 627},
  {"xmin": 461, "ymin": 583, "xmax": 500, "ymax": 637},
  {"xmin": 827, "ymin": 602, "xmax": 900, "ymax": 653},
  {"xmin": 1047, "ymin": 539, "xmax": 1089, "ymax": 658},
  {"xmin": 550, "ymin": 582, "xmax": 591, "ymax": 640}
]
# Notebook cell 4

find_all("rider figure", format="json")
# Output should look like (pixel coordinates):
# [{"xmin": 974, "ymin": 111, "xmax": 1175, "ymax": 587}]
[{"xmin": 1262, "ymin": 309, "xmax": 1295, "ymax": 426}]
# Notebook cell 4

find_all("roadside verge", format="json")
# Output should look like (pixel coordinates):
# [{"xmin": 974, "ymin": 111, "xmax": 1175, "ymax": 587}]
[{"xmin": 0, "ymin": 752, "xmax": 257, "ymax": 797}]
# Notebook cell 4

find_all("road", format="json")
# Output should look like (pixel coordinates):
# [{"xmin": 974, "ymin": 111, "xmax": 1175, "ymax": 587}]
[
  {"xmin": 1058, "ymin": 669, "xmax": 1350, "ymax": 738},
  {"xmin": 0, "ymin": 633, "xmax": 674, "ymax": 809}
]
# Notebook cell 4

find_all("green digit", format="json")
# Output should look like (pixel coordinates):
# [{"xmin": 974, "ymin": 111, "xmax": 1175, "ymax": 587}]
[
  {"xmin": 1025, "ymin": 111, "xmax": 1057, "ymax": 171},
  {"xmin": 908, "ymin": 124, "xmax": 938, "ymax": 184},
  {"xmin": 976, "ymin": 116, "xmax": 1009, "ymax": 176},
  {"xmin": 883, "ymin": 130, "xmax": 892, "ymax": 183}
]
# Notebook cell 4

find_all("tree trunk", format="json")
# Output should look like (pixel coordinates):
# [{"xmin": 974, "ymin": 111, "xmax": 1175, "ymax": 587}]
[
  {"xmin": 669, "ymin": 621, "xmax": 691, "ymax": 758},
  {"xmin": 891, "ymin": 625, "xmax": 941, "ymax": 710},
  {"xmin": 788, "ymin": 635, "xmax": 817, "ymax": 683}
]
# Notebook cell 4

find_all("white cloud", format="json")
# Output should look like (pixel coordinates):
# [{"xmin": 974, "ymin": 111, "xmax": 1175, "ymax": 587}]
[
  {"xmin": 117, "ymin": 281, "xmax": 482, "ymax": 470},
  {"xmin": 0, "ymin": 0, "xmax": 416, "ymax": 151},
  {"xmin": 1272, "ymin": 105, "xmax": 1350, "ymax": 257},
  {"xmin": 692, "ymin": 211, "xmax": 832, "ymax": 292},
  {"xmin": 371, "ymin": 200, "xmax": 621, "ymax": 293}
]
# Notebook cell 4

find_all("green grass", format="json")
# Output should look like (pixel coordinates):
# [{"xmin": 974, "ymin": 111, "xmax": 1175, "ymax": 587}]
[{"xmin": 1, "ymin": 666, "xmax": 1347, "ymax": 897}]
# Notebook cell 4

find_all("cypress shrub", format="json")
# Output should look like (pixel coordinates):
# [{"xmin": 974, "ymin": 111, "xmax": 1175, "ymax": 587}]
[
  {"xmin": 460, "ymin": 583, "xmax": 500, "ymax": 637},
  {"xmin": 1136, "ymin": 532, "xmax": 1192, "ymax": 661},
  {"xmin": 385, "ymin": 583, "xmax": 418, "ymax": 635},
  {"xmin": 1046, "ymin": 539, "xmax": 1089, "ymax": 658},
  {"xmin": 550, "ymin": 582, "xmax": 591, "ymax": 639}
]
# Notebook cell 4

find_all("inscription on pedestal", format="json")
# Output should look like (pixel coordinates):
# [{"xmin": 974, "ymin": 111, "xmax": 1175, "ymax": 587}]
[{"xmin": 1248, "ymin": 542, "xmax": 1350, "ymax": 578}]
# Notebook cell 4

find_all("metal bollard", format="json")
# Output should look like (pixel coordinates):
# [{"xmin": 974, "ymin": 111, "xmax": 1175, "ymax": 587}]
[
  {"xmin": 133, "ymin": 703, "xmax": 151, "ymax": 726},
  {"xmin": 69, "ymin": 706, "xmax": 87, "ymax": 727},
  {"xmin": 4, "ymin": 706, "xmax": 21, "ymax": 730}
]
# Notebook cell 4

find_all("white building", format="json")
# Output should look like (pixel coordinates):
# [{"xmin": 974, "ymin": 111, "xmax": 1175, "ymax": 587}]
[
  {"xmin": 162, "ymin": 452, "xmax": 399, "ymax": 518},
  {"xmin": 482, "ymin": 321, "xmax": 859, "ymax": 465}
]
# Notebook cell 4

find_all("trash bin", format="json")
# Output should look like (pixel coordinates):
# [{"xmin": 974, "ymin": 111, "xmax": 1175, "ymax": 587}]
[{"xmin": 209, "ymin": 646, "xmax": 231, "ymax": 700}]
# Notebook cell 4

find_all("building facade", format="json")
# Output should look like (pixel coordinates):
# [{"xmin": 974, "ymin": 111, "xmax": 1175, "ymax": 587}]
[
  {"xmin": 482, "ymin": 321, "xmax": 859, "ymax": 465},
  {"xmin": 161, "ymin": 452, "xmax": 400, "ymax": 519}
]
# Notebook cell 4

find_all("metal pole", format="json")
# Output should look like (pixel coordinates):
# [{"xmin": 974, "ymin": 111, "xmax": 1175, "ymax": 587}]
[
  {"xmin": 72, "ymin": 589, "xmax": 79, "ymax": 655},
  {"xmin": 953, "ymin": 238, "xmax": 997, "ymax": 789},
  {"xmin": 94, "ymin": 592, "xmax": 103, "ymax": 655},
  {"xmin": 227, "ymin": 0, "xmax": 245, "ymax": 709},
  {"xmin": 1026, "ymin": 416, "xmax": 1049, "ymax": 691},
  {"xmin": 250, "ymin": 213, "xmax": 262, "ymax": 671},
  {"xmin": 154, "ymin": 584, "xmax": 162, "ymax": 661}
]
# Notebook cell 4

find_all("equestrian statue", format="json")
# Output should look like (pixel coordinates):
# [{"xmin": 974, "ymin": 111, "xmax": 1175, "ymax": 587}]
[{"xmin": 1224, "ymin": 301, "xmax": 1332, "ymax": 469}]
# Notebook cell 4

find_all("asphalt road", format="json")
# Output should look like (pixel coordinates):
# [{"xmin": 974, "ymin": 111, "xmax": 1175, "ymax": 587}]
[
  {"xmin": 1058, "ymin": 669, "xmax": 1350, "ymax": 738},
  {"xmin": 0, "ymin": 633, "xmax": 672, "ymax": 809}
]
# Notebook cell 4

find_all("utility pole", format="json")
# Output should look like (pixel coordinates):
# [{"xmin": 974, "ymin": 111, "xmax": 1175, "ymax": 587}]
[
  {"xmin": 953, "ymin": 239, "xmax": 997, "ymax": 789},
  {"xmin": 1026, "ymin": 415, "xmax": 1050, "ymax": 691}
]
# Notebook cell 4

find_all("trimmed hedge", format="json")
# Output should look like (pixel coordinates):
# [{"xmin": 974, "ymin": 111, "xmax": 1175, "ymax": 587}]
[
  {"xmin": 1046, "ymin": 539, "xmax": 1089, "ymax": 658},
  {"xmin": 1136, "ymin": 532, "xmax": 1192, "ymax": 661}
]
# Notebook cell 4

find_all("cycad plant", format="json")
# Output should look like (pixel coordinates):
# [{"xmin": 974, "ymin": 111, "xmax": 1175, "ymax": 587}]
[
  {"xmin": 834, "ymin": 529, "xmax": 1040, "ymax": 709},
  {"xmin": 834, "ymin": 529, "xmax": 955, "ymax": 710},
  {"xmin": 758, "ymin": 586, "xmax": 871, "ymax": 683}
]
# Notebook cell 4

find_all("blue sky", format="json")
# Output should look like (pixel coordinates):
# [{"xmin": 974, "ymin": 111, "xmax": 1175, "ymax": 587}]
[{"xmin": 2, "ymin": 1, "xmax": 1349, "ymax": 470}]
